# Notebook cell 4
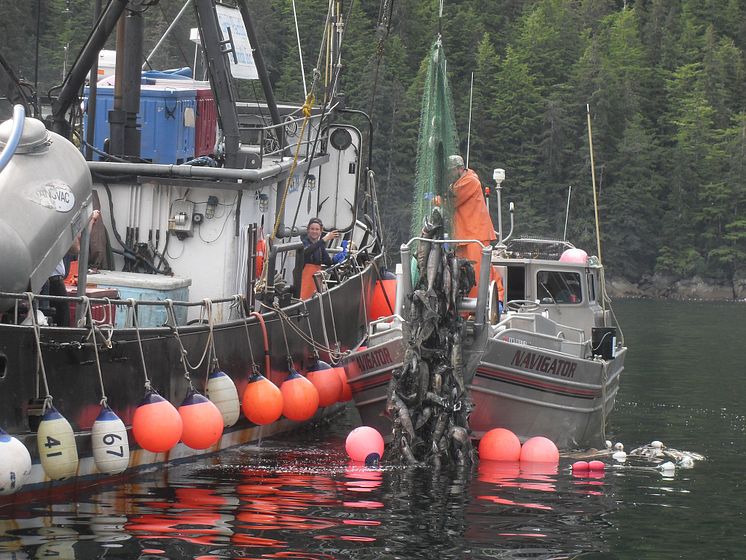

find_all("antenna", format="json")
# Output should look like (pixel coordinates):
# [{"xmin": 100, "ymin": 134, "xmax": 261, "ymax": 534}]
[
  {"xmin": 563, "ymin": 185, "xmax": 572, "ymax": 241},
  {"xmin": 466, "ymin": 71, "xmax": 474, "ymax": 167}
]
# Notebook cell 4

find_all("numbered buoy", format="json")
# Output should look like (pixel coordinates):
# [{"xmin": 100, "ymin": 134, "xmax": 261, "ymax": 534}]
[
  {"xmin": 132, "ymin": 391, "xmax": 182, "ymax": 453},
  {"xmin": 305, "ymin": 360, "xmax": 342, "ymax": 407},
  {"xmin": 336, "ymin": 366, "xmax": 353, "ymax": 402},
  {"xmin": 242, "ymin": 372, "xmax": 283, "ymax": 425},
  {"xmin": 345, "ymin": 426, "xmax": 384, "ymax": 464},
  {"xmin": 205, "ymin": 369, "xmax": 240, "ymax": 427},
  {"xmin": 37, "ymin": 406, "xmax": 79, "ymax": 480},
  {"xmin": 91, "ymin": 406, "xmax": 129, "ymax": 475},
  {"xmin": 280, "ymin": 369, "xmax": 319, "ymax": 422},
  {"xmin": 0, "ymin": 427, "xmax": 32, "ymax": 495},
  {"xmin": 178, "ymin": 390, "xmax": 224, "ymax": 450}
]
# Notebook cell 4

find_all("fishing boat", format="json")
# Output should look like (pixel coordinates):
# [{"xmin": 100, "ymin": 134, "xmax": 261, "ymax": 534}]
[
  {"xmin": 0, "ymin": 0, "xmax": 384, "ymax": 500},
  {"xmin": 346, "ymin": 42, "xmax": 627, "ymax": 453}
]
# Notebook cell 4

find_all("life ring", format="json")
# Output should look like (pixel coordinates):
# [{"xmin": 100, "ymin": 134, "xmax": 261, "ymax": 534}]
[{"xmin": 255, "ymin": 237, "xmax": 266, "ymax": 277}]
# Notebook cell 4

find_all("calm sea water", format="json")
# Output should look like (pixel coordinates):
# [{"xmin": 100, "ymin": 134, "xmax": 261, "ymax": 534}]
[{"xmin": 1, "ymin": 300, "xmax": 744, "ymax": 559}]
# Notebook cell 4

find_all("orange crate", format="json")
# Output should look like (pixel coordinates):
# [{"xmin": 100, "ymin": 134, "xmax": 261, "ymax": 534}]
[{"xmin": 66, "ymin": 286, "xmax": 119, "ymax": 325}]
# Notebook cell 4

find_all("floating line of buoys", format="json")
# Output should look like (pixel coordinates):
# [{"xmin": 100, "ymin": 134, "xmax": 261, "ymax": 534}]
[
  {"xmin": 280, "ymin": 369, "xmax": 319, "ymax": 422},
  {"xmin": 132, "ymin": 391, "xmax": 183, "ymax": 453},
  {"xmin": 478, "ymin": 428, "xmax": 560, "ymax": 465},
  {"xmin": 178, "ymin": 389, "xmax": 224, "ymax": 450},
  {"xmin": 346, "ymin": 426, "xmax": 384, "ymax": 465},
  {"xmin": 305, "ymin": 360, "xmax": 342, "ymax": 407},
  {"xmin": 37, "ymin": 406, "xmax": 79, "ymax": 480},
  {"xmin": 205, "ymin": 369, "xmax": 240, "ymax": 428},
  {"xmin": 242, "ymin": 372, "xmax": 283, "ymax": 425},
  {"xmin": 0, "ymin": 427, "xmax": 32, "ymax": 495},
  {"xmin": 91, "ymin": 405, "xmax": 129, "ymax": 475}
]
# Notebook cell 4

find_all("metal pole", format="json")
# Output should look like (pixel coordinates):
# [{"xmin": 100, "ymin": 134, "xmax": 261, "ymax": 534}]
[
  {"xmin": 563, "ymin": 185, "xmax": 572, "ymax": 242},
  {"xmin": 143, "ymin": 0, "xmax": 193, "ymax": 69},
  {"xmin": 85, "ymin": 0, "xmax": 103, "ymax": 160},
  {"xmin": 465, "ymin": 71, "xmax": 474, "ymax": 167}
]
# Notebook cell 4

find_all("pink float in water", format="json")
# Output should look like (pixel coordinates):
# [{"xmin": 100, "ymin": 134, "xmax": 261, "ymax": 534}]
[
  {"xmin": 479, "ymin": 428, "xmax": 522, "ymax": 461},
  {"xmin": 572, "ymin": 460, "xmax": 590, "ymax": 471},
  {"xmin": 346, "ymin": 426, "xmax": 384, "ymax": 465},
  {"xmin": 588, "ymin": 460, "xmax": 606, "ymax": 471},
  {"xmin": 519, "ymin": 436, "xmax": 559, "ymax": 464}
]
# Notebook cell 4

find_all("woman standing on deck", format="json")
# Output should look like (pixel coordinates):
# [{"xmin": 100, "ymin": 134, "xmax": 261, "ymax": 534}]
[{"xmin": 300, "ymin": 217, "xmax": 338, "ymax": 299}]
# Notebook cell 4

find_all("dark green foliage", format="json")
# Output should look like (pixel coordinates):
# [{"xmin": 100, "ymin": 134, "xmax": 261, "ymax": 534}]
[{"xmin": 1, "ymin": 0, "xmax": 744, "ymax": 287}]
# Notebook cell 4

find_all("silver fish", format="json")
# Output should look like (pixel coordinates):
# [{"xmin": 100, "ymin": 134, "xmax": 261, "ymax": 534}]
[
  {"xmin": 415, "ymin": 406, "xmax": 432, "ymax": 430},
  {"xmin": 401, "ymin": 436, "xmax": 420, "ymax": 465},
  {"xmin": 426, "ymin": 240, "xmax": 441, "ymax": 294},
  {"xmin": 392, "ymin": 393, "xmax": 415, "ymax": 440}
]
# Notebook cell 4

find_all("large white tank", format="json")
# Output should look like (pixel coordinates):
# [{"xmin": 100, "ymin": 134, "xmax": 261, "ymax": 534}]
[{"xmin": 0, "ymin": 117, "xmax": 92, "ymax": 306}]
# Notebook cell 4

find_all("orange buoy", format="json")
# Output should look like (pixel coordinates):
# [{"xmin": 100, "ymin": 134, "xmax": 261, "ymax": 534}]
[
  {"xmin": 588, "ymin": 460, "xmax": 606, "ymax": 471},
  {"xmin": 178, "ymin": 390, "xmax": 224, "ymax": 450},
  {"xmin": 478, "ymin": 428, "xmax": 521, "ymax": 461},
  {"xmin": 519, "ymin": 436, "xmax": 559, "ymax": 464},
  {"xmin": 255, "ymin": 237, "xmax": 266, "ymax": 277},
  {"xmin": 241, "ymin": 372, "xmax": 283, "ymax": 425},
  {"xmin": 345, "ymin": 426, "xmax": 384, "ymax": 464},
  {"xmin": 572, "ymin": 460, "xmax": 590, "ymax": 472},
  {"xmin": 368, "ymin": 270, "xmax": 396, "ymax": 321},
  {"xmin": 280, "ymin": 369, "xmax": 319, "ymax": 422},
  {"xmin": 305, "ymin": 360, "xmax": 342, "ymax": 407},
  {"xmin": 132, "ymin": 391, "xmax": 182, "ymax": 453},
  {"xmin": 336, "ymin": 366, "xmax": 353, "ymax": 402}
]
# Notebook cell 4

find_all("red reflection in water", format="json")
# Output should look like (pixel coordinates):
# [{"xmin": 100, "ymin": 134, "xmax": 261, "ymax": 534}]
[
  {"xmin": 476, "ymin": 460, "xmax": 557, "ymax": 509},
  {"xmin": 125, "ymin": 487, "xmax": 230, "ymax": 547},
  {"xmin": 342, "ymin": 462, "xmax": 383, "ymax": 493}
]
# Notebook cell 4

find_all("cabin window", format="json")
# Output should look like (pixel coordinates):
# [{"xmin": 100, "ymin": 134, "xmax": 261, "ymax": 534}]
[
  {"xmin": 537, "ymin": 270, "xmax": 583, "ymax": 304},
  {"xmin": 587, "ymin": 272, "xmax": 596, "ymax": 302},
  {"xmin": 506, "ymin": 265, "xmax": 526, "ymax": 301}
]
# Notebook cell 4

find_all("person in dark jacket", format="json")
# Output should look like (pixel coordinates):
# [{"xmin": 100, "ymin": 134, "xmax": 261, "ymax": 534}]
[{"xmin": 300, "ymin": 217, "xmax": 338, "ymax": 299}]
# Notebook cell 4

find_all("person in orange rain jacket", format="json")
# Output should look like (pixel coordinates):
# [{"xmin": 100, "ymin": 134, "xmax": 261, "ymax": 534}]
[
  {"xmin": 300, "ymin": 217, "xmax": 339, "ymax": 299},
  {"xmin": 448, "ymin": 154, "xmax": 503, "ymax": 304}
]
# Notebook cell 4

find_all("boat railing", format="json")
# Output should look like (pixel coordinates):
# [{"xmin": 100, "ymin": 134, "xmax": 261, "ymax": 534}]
[
  {"xmin": 0, "ymin": 290, "xmax": 244, "ymax": 329},
  {"xmin": 492, "ymin": 313, "xmax": 589, "ymax": 357},
  {"xmin": 0, "ymin": 105, "xmax": 25, "ymax": 174}
]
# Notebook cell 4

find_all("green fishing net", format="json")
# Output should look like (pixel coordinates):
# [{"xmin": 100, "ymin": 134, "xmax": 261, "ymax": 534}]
[{"xmin": 410, "ymin": 39, "xmax": 460, "ymax": 240}]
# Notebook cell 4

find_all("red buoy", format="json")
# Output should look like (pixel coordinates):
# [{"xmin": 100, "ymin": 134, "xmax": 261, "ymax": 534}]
[
  {"xmin": 572, "ymin": 460, "xmax": 590, "ymax": 472},
  {"xmin": 346, "ymin": 426, "xmax": 384, "ymax": 464},
  {"xmin": 132, "ymin": 391, "xmax": 182, "ymax": 453},
  {"xmin": 336, "ymin": 366, "xmax": 353, "ymax": 402},
  {"xmin": 280, "ymin": 369, "xmax": 319, "ymax": 422},
  {"xmin": 479, "ymin": 428, "xmax": 521, "ymax": 461},
  {"xmin": 305, "ymin": 360, "xmax": 342, "ymax": 407},
  {"xmin": 242, "ymin": 373, "xmax": 283, "ymax": 425},
  {"xmin": 519, "ymin": 436, "xmax": 559, "ymax": 464},
  {"xmin": 178, "ymin": 390, "xmax": 224, "ymax": 450},
  {"xmin": 588, "ymin": 460, "xmax": 606, "ymax": 471},
  {"xmin": 368, "ymin": 270, "xmax": 396, "ymax": 321}
]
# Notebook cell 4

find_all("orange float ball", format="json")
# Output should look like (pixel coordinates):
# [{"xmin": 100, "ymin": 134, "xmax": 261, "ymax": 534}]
[
  {"xmin": 479, "ymin": 427, "xmax": 522, "ymax": 461},
  {"xmin": 132, "ymin": 391, "xmax": 183, "ymax": 453},
  {"xmin": 305, "ymin": 360, "xmax": 342, "ymax": 407},
  {"xmin": 588, "ymin": 460, "xmax": 606, "ymax": 471},
  {"xmin": 519, "ymin": 436, "xmax": 559, "ymax": 464},
  {"xmin": 242, "ymin": 373, "xmax": 283, "ymax": 425},
  {"xmin": 345, "ymin": 426, "xmax": 385, "ymax": 464},
  {"xmin": 178, "ymin": 390, "xmax": 224, "ymax": 450},
  {"xmin": 572, "ymin": 460, "xmax": 590, "ymax": 472},
  {"xmin": 336, "ymin": 366, "xmax": 352, "ymax": 402},
  {"xmin": 368, "ymin": 271, "xmax": 396, "ymax": 321},
  {"xmin": 280, "ymin": 369, "xmax": 319, "ymax": 422}
]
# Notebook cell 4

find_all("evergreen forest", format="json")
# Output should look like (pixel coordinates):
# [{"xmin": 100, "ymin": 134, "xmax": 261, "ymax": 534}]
[{"xmin": 1, "ymin": 0, "xmax": 744, "ymax": 290}]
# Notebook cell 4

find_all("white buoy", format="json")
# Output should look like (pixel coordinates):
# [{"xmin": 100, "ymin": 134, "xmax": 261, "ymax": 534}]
[
  {"xmin": 614, "ymin": 442, "xmax": 624, "ymax": 451},
  {"xmin": 612, "ymin": 450, "xmax": 627, "ymax": 462},
  {"xmin": 658, "ymin": 461, "xmax": 676, "ymax": 476},
  {"xmin": 0, "ymin": 427, "xmax": 32, "ymax": 495},
  {"xmin": 205, "ymin": 369, "xmax": 240, "ymax": 427},
  {"xmin": 37, "ymin": 407, "xmax": 78, "ymax": 480},
  {"xmin": 91, "ymin": 406, "xmax": 130, "ymax": 475},
  {"xmin": 651, "ymin": 440, "xmax": 663, "ymax": 449}
]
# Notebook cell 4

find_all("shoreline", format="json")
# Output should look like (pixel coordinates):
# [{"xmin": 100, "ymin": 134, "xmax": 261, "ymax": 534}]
[{"xmin": 606, "ymin": 275, "xmax": 746, "ymax": 302}]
